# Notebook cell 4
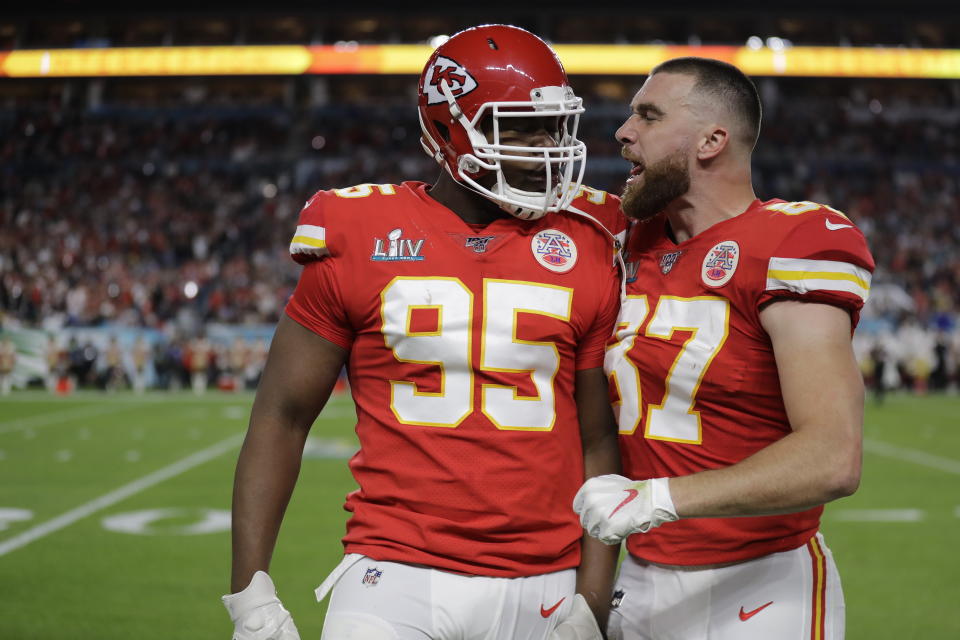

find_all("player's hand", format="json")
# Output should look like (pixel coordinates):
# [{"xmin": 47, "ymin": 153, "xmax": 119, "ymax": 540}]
[
  {"xmin": 548, "ymin": 594, "xmax": 603, "ymax": 640},
  {"xmin": 573, "ymin": 474, "xmax": 678, "ymax": 545},
  {"xmin": 222, "ymin": 571, "xmax": 302, "ymax": 640}
]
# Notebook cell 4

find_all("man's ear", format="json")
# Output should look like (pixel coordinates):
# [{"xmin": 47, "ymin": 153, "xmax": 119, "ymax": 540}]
[{"xmin": 697, "ymin": 125, "xmax": 729, "ymax": 161}]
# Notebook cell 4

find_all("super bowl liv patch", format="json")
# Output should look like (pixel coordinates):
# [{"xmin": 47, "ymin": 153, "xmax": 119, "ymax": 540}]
[
  {"xmin": 371, "ymin": 228, "xmax": 425, "ymax": 261},
  {"xmin": 532, "ymin": 229, "xmax": 577, "ymax": 273}
]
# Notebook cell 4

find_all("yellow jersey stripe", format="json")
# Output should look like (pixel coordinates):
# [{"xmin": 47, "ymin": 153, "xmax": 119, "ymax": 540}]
[
  {"xmin": 767, "ymin": 269, "xmax": 870, "ymax": 291},
  {"xmin": 769, "ymin": 257, "xmax": 871, "ymax": 284},
  {"xmin": 767, "ymin": 257, "xmax": 871, "ymax": 301},
  {"xmin": 291, "ymin": 235, "xmax": 327, "ymax": 249}
]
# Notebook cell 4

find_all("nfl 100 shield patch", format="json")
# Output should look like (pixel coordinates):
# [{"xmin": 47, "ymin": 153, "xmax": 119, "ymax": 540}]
[
  {"xmin": 361, "ymin": 566, "xmax": 383, "ymax": 587},
  {"xmin": 701, "ymin": 240, "xmax": 740, "ymax": 287},
  {"xmin": 532, "ymin": 228, "xmax": 578, "ymax": 273},
  {"xmin": 658, "ymin": 250, "xmax": 683, "ymax": 274},
  {"xmin": 464, "ymin": 235, "xmax": 495, "ymax": 253},
  {"xmin": 371, "ymin": 228, "xmax": 425, "ymax": 262}
]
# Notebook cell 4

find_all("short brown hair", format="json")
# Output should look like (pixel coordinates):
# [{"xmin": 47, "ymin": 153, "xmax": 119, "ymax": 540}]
[{"xmin": 651, "ymin": 57, "xmax": 762, "ymax": 149}]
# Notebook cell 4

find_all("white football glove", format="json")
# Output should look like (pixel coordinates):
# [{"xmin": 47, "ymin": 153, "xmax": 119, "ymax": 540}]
[
  {"xmin": 222, "ymin": 571, "xmax": 302, "ymax": 640},
  {"xmin": 548, "ymin": 594, "xmax": 603, "ymax": 640},
  {"xmin": 573, "ymin": 474, "xmax": 678, "ymax": 545}
]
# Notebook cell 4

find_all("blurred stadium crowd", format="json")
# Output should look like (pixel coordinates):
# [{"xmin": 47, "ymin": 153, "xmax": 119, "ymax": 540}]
[
  {"xmin": 2, "ymin": 9, "xmax": 959, "ymax": 393},
  {"xmin": 4, "ymin": 8, "xmax": 959, "ymax": 49}
]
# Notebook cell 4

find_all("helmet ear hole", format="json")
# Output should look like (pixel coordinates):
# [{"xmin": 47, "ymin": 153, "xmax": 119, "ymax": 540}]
[
  {"xmin": 477, "ymin": 115, "xmax": 494, "ymax": 138},
  {"xmin": 433, "ymin": 121, "xmax": 451, "ymax": 142}
]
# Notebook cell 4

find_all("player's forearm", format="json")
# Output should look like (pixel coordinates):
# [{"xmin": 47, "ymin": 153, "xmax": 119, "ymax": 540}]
[
  {"xmin": 582, "ymin": 422, "xmax": 621, "ymax": 479},
  {"xmin": 668, "ymin": 423, "xmax": 861, "ymax": 518},
  {"xmin": 576, "ymin": 533, "xmax": 619, "ymax": 632},
  {"xmin": 229, "ymin": 416, "xmax": 309, "ymax": 592},
  {"xmin": 228, "ymin": 316, "xmax": 344, "ymax": 592},
  {"xmin": 577, "ymin": 426, "xmax": 620, "ymax": 627}
]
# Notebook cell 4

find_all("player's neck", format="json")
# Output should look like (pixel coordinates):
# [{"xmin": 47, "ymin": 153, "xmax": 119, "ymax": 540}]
[
  {"xmin": 664, "ymin": 176, "xmax": 757, "ymax": 244},
  {"xmin": 426, "ymin": 173, "xmax": 510, "ymax": 226}
]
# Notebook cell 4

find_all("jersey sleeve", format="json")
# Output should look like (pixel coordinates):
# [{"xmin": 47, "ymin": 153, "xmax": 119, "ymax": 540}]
[
  {"xmin": 289, "ymin": 191, "xmax": 331, "ymax": 265},
  {"xmin": 575, "ymin": 270, "xmax": 621, "ymax": 370},
  {"xmin": 758, "ymin": 209, "xmax": 875, "ymax": 328},
  {"xmin": 285, "ymin": 258, "xmax": 355, "ymax": 349}
]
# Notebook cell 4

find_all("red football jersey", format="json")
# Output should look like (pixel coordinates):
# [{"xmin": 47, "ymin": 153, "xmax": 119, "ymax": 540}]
[
  {"xmin": 286, "ymin": 181, "xmax": 624, "ymax": 577},
  {"xmin": 605, "ymin": 199, "xmax": 875, "ymax": 566}
]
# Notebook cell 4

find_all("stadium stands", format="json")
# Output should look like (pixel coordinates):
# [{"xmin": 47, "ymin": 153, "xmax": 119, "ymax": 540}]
[{"xmin": 2, "ymin": 10, "xmax": 958, "ymax": 391}]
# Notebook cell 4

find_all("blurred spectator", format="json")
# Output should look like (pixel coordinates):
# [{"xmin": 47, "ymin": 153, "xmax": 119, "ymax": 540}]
[
  {"xmin": 66, "ymin": 338, "xmax": 98, "ymax": 387},
  {"xmin": 100, "ymin": 335, "xmax": 127, "ymax": 391},
  {"xmin": 0, "ymin": 336, "xmax": 16, "ymax": 395},
  {"xmin": 868, "ymin": 341, "xmax": 889, "ymax": 404},
  {"xmin": 45, "ymin": 334, "xmax": 64, "ymax": 392},
  {"xmin": 131, "ymin": 335, "xmax": 151, "ymax": 394},
  {"xmin": 188, "ymin": 334, "xmax": 212, "ymax": 394},
  {"xmin": 930, "ymin": 332, "xmax": 950, "ymax": 391},
  {"xmin": 153, "ymin": 337, "xmax": 188, "ymax": 390},
  {"xmin": 245, "ymin": 338, "xmax": 268, "ymax": 390},
  {"xmin": 895, "ymin": 316, "xmax": 937, "ymax": 394},
  {"xmin": 225, "ymin": 336, "xmax": 249, "ymax": 392}
]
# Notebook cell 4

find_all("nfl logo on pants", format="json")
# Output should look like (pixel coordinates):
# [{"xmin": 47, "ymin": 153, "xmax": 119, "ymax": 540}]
[{"xmin": 362, "ymin": 567, "xmax": 383, "ymax": 587}]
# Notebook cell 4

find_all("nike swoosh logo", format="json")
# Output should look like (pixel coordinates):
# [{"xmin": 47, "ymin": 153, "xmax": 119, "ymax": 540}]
[
  {"xmin": 739, "ymin": 601, "xmax": 774, "ymax": 621},
  {"xmin": 540, "ymin": 597, "xmax": 565, "ymax": 618},
  {"xmin": 609, "ymin": 488, "xmax": 639, "ymax": 518},
  {"xmin": 825, "ymin": 219, "xmax": 853, "ymax": 231}
]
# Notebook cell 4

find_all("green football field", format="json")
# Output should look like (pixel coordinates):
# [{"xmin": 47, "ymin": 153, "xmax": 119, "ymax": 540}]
[{"xmin": 0, "ymin": 390, "xmax": 957, "ymax": 638}]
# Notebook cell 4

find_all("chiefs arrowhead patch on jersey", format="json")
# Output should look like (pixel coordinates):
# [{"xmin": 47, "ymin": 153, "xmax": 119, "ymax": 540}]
[
  {"xmin": 532, "ymin": 228, "xmax": 578, "ymax": 273},
  {"xmin": 701, "ymin": 240, "xmax": 740, "ymax": 287},
  {"xmin": 422, "ymin": 56, "xmax": 478, "ymax": 105}
]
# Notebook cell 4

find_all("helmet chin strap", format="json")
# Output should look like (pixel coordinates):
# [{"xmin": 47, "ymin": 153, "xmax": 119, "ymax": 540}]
[
  {"xmin": 491, "ymin": 181, "xmax": 557, "ymax": 220},
  {"xmin": 454, "ymin": 153, "xmax": 556, "ymax": 221},
  {"xmin": 495, "ymin": 199, "xmax": 548, "ymax": 221},
  {"xmin": 454, "ymin": 159, "xmax": 554, "ymax": 221}
]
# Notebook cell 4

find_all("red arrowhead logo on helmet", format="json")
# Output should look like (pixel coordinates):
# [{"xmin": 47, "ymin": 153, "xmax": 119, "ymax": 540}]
[{"xmin": 423, "ymin": 57, "xmax": 478, "ymax": 105}]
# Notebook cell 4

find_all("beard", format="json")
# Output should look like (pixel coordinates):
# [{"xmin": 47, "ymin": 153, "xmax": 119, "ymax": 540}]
[{"xmin": 620, "ymin": 151, "xmax": 691, "ymax": 221}]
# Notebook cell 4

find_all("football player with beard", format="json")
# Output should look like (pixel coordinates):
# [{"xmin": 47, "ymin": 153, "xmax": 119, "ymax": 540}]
[
  {"xmin": 574, "ymin": 57, "xmax": 874, "ymax": 639},
  {"xmin": 222, "ymin": 25, "xmax": 625, "ymax": 640}
]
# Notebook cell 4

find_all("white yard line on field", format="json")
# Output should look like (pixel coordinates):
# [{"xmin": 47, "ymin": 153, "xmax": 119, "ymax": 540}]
[
  {"xmin": 0, "ymin": 433, "xmax": 243, "ymax": 557},
  {"xmin": 0, "ymin": 403, "xmax": 135, "ymax": 435},
  {"xmin": 0, "ymin": 394, "xmax": 251, "ymax": 405},
  {"xmin": 863, "ymin": 437, "xmax": 960, "ymax": 475},
  {"xmin": 831, "ymin": 508, "xmax": 925, "ymax": 522}
]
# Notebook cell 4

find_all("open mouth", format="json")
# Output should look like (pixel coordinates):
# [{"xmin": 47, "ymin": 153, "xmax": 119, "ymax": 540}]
[{"xmin": 626, "ymin": 161, "xmax": 645, "ymax": 184}]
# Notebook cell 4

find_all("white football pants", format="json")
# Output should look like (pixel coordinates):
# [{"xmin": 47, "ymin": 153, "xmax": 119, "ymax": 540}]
[
  {"xmin": 318, "ymin": 555, "xmax": 576, "ymax": 640},
  {"xmin": 608, "ymin": 533, "xmax": 845, "ymax": 640}
]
